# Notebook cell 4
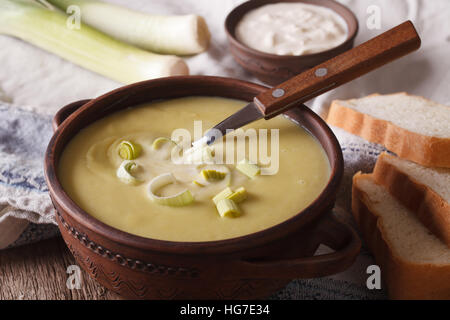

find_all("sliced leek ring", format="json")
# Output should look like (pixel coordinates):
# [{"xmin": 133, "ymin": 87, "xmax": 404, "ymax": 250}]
[
  {"xmin": 227, "ymin": 187, "xmax": 247, "ymax": 203},
  {"xmin": 196, "ymin": 165, "xmax": 231, "ymax": 187},
  {"xmin": 192, "ymin": 180, "xmax": 205, "ymax": 187},
  {"xmin": 118, "ymin": 140, "xmax": 141, "ymax": 160},
  {"xmin": 184, "ymin": 145, "xmax": 215, "ymax": 164},
  {"xmin": 116, "ymin": 160, "xmax": 141, "ymax": 185},
  {"xmin": 236, "ymin": 158, "xmax": 260, "ymax": 178},
  {"xmin": 148, "ymin": 173, "xmax": 194, "ymax": 207},
  {"xmin": 200, "ymin": 169, "xmax": 227, "ymax": 181},
  {"xmin": 212, "ymin": 187, "xmax": 233, "ymax": 205},
  {"xmin": 152, "ymin": 137, "xmax": 177, "ymax": 150},
  {"xmin": 213, "ymin": 186, "xmax": 247, "ymax": 205},
  {"xmin": 216, "ymin": 199, "xmax": 241, "ymax": 218}
]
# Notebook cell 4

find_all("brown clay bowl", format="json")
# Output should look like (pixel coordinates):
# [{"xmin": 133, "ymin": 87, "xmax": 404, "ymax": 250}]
[
  {"xmin": 225, "ymin": 0, "xmax": 359, "ymax": 85},
  {"xmin": 44, "ymin": 76, "xmax": 360, "ymax": 299}
]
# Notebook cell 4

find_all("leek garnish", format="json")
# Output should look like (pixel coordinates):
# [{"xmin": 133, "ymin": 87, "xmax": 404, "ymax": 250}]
[
  {"xmin": 152, "ymin": 137, "xmax": 177, "ymax": 150},
  {"xmin": 184, "ymin": 145, "xmax": 215, "ymax": 165},
  {"xmin": 148, "ymin": 173, "xmax": 194, "ymax": 207},
  {"xmin": 216, "ymin": 199, "xmax": 241, "ymax": 218},
  {"xmin": 213, "ymin": 186, "xmax": 247, "ymax": 205},
  {"xmin": 116, "ymin": 160, "xmax": 141, "ymax": 185},
  {"xmin": 200, "ymin": 169, "xmax": 227, "ymax": 181},
  {"xmin": 0, "ymin": 0, "xmax": 189, "ymax": 84},
  {"xmin": 212, "ymin": 187, "xmax": 233, "ymax": 205},
  {"xmin": 118, "ymin": 141, "xmax": 141, "ymax": 160},
  {"xmin": 236, "ymin": 159, "xmax": 261, "ymax": 179},
  {"xmin": 227, "ymin": 187, "xmax": 247, "ymax": 203},
  {"xmin": 195, "ymin": 165, "xmax": 230, "ymax": 187},
  {"xmin": 47, "ymin": 0, "xmax": 211, "ymax": 55},
  {"xmin": 192, "ymin": 180, "xmax": 205, "ymax": 187}
]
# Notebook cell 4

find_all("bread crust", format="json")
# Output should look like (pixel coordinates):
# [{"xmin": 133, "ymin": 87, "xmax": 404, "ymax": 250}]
[
  {"xmin": 372, "ymin": 153, "xmax": 450, "ymax": 247},
  {"xmin": 352, "ymin": 173, "xmax": 450, "ymax": 300},
  {"xmin": 326, "ymin": 97, "xmax": 450, "ymax": 168}
]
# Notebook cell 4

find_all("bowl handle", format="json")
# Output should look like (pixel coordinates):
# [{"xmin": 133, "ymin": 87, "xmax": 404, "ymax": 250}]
[
  {"xmin": 52, "ymin": 99, "xmax": 91, "ymax": 132},
  {"xmin": 235, "ymin": 213, "xmax": 361, "ymax": 279}
]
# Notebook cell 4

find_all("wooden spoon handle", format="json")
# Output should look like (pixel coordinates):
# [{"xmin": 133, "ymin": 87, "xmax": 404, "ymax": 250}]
[{"xmin": 254, "ymin": 20, "xmax": 421, "ymax": 119}]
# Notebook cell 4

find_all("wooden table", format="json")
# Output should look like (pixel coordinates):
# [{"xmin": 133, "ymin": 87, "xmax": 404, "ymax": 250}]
[
  {"xmin": 0, "ymin": 236, "xmax": 120, "ymax": 300},
  {"xmin": 0, "ymin": 235, "xmax": 377, "ymax": 300}
]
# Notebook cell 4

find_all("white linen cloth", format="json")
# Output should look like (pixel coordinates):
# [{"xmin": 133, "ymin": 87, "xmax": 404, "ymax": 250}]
[{"xmin": 0, "ymin": 0, "xmax": 449, "ymax": 299}]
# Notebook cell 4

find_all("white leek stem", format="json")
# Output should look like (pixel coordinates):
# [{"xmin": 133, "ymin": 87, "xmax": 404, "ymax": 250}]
[
  {"xmin": 47, "ymin": 0, "xmax": 211, "ymax": 55},
  {"xmin": 0, "ymin": 0, "xmax": 189, "ymax": 84}
]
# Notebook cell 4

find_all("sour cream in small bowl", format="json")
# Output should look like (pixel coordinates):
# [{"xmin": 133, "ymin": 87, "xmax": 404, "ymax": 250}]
[
  {"xmin": 225, "ymin": 0, "xmax": 358, "ymax": 85},
  {"xmin": 236, "ymin": 2, "xmax": 348, "ymax": 56}
]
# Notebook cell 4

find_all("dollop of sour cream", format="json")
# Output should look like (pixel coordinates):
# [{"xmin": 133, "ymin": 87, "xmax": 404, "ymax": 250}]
[{"xmin": 235, "ymin": 2, "xmax": 348, "ymax": 56}]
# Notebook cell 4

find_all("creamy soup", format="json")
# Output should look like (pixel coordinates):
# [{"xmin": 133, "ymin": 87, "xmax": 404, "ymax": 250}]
[{"xmin": 59, "ymin": 97, "xmax": 330, "ymax": 242}]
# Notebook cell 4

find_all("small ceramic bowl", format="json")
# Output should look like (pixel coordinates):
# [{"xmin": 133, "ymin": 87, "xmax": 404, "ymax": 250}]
[
  {"xmin": 225, "ymin": 0, "xmax": 359, "ymax": 85},
  {"xmin": 45, "ymin": 76, "xmax": 360, "ymax": 299}
]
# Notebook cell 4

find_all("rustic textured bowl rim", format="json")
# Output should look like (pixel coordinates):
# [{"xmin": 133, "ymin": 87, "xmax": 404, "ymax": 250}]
[
  {"xmin": 45, "ymin": 76, "xmax": 343, "ymax": 255},
  {"xmin": 225, "ymin": 0, "xmax": 359, "ymax": 60}
]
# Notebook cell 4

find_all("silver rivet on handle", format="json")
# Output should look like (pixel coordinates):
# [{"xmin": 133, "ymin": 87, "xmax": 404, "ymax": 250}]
[
  {"xmin": 315, "ymin": 68, "xmax": 328, "ymax": 77},
  {"xmin": 272, "ymin": 88, "xmax": 285, "ymax": 98}
]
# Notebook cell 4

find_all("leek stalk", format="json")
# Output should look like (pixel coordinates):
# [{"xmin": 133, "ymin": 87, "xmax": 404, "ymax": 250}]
[
  {"xmin": 47, "ymin": 0, "xmax": 211, "ymax": 55},
  {"xmin": 0, "ymin": 0, "xmax": 189, "ymax": 84}
]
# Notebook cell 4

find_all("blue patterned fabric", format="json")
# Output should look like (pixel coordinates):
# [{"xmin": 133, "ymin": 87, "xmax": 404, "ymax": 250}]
[
  {"xmin": 0, "ymin": 104, "xmax": 52, "ymax": 193},
  {"xmin": 0, "ymin": 103, "xmax": 56, "ymax": 249}
]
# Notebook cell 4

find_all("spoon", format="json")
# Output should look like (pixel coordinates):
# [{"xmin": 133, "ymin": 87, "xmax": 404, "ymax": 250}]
[{"xmin": 199, "ymin": 20, "xmax": 421, "ymax": 146}]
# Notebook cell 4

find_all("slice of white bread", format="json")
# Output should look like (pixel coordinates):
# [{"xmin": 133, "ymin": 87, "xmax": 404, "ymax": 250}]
[
  {"xmin": 372, "ymin": 153, "xmax": 450, "ymax": 247},
  {"xmin": 352, "ymin": 173, "xmax": 450, "ymax": 300},
  {"xmin": 327, "ymin": 93, "xmax": 450, "ymax": 168}
]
